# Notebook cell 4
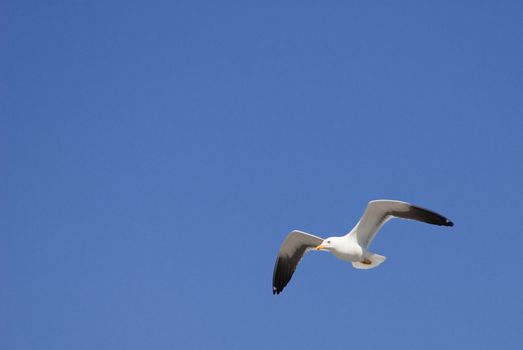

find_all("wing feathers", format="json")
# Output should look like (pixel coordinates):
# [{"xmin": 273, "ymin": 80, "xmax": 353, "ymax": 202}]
[
  {"xmin": 351, "ymin": 200, "xmax": 453, "ymax": 248},
  {"xmin": 272, "ymin": 230, "xmax": 323, "ymax": 295},
  {"xmin": 393, "ymin": 204, "xmax": 454, "ymax": 227}
]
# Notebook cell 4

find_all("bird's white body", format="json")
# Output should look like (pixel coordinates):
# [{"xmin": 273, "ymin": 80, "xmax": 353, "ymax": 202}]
[
  {"xmin": 317, "ymin": 233, "xmax": 386, "ymax": 269},
  {"xmin": 327, "ymin": 236, "xmax": 364, "ymax": 262}
]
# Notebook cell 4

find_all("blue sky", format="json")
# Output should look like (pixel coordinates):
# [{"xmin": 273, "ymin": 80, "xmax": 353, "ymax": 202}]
[{"xmin": 2, "ymin": 1, "xmax": 523, "ymax": 349}]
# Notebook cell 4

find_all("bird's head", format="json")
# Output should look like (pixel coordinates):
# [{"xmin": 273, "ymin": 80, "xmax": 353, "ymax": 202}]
[{"xmin": 315, "ymin": 237, "xmax": 338, "ymax": 251}]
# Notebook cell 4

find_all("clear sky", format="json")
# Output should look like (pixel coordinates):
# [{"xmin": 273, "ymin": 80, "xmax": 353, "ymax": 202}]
[{"xmin": 2, "ymin": 1, "xmax": 523, "ymax": 349}]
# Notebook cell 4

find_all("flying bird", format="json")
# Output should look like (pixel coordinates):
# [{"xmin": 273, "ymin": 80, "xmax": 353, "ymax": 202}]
[{"xmin": 272, "ymin": 199, "xmax": 454, "ymax": 294}]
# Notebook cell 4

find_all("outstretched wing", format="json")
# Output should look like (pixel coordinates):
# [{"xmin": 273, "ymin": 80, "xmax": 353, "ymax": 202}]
[
  {"xmin": 272, "ymin": 230, "xmax": 324, "ymax": 295},
  {"xmin": 349, "ymin": 200, "xmax": 454, "ymax": 248}
]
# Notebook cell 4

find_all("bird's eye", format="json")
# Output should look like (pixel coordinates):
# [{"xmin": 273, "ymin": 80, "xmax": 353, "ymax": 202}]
[{"xmin": 327, "ymin": 240, "xmax": 331, "ymax": 244}]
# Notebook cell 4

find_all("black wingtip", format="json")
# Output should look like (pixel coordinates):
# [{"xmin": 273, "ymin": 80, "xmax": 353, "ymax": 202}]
[
  {"xmin": 272, "ymin": 286, "xmax": 281, "ymax": 295},
  {"xmin": 446, "ymin": 220, "xmax": 454, "ymax": 227}
]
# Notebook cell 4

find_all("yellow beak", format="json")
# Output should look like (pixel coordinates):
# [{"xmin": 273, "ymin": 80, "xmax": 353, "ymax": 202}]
[{"xmin": 315, "ymin": 244, "xmax": 325, "ymax": 251}]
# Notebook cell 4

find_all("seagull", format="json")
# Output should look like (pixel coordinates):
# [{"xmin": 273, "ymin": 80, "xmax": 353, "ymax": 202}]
[{"xmin": 272, "ymin": 199, "xmax": 454, "ymax": 294}]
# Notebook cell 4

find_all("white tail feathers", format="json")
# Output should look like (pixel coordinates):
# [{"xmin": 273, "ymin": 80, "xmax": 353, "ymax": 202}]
[{"xmin": 352, "ymin": 253, "xmax": 387, "ymax": 270}]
